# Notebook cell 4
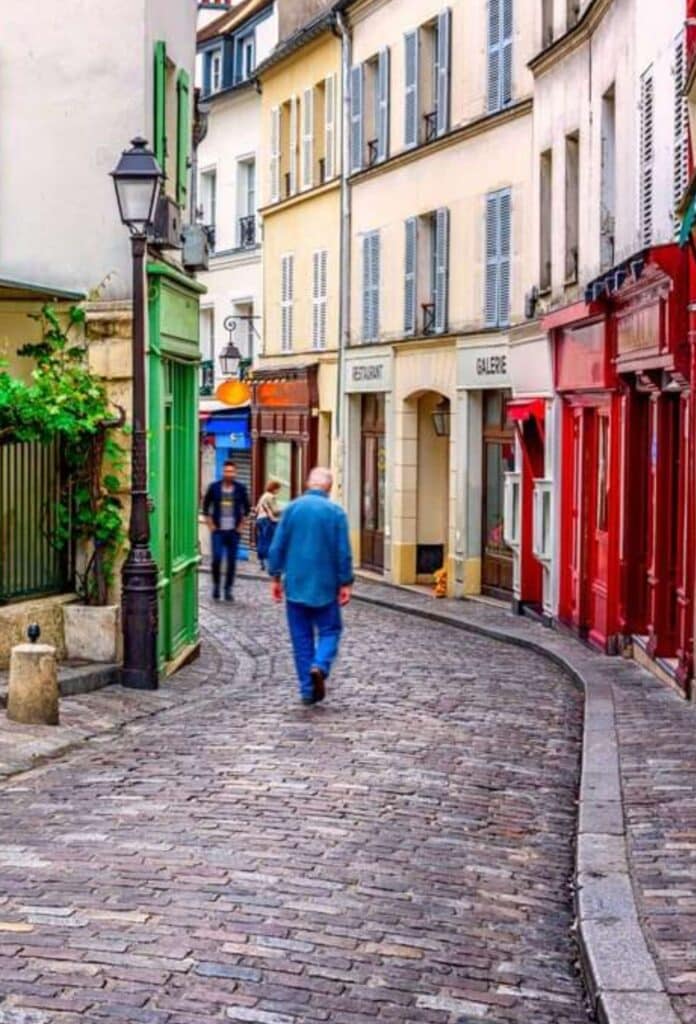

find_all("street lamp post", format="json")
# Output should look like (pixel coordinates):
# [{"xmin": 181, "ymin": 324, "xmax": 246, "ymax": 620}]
[{"xmin": 111, "ymin": 137, "xmax": 164, "ymax": 690}]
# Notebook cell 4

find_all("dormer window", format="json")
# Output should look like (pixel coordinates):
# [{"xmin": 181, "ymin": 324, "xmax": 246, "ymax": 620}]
[
  {"xmin": 210, "ymin": 49, "xmax": 222, "ymax": 93},
  {"xmin": 242, "ymin": 35, "xmax": 255, "ymax": 80}
]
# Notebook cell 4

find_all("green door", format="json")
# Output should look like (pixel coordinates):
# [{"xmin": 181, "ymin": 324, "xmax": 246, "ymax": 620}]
[{"xmin": 147, "ymin": 261, "xmax": 206, "ymax": 673}]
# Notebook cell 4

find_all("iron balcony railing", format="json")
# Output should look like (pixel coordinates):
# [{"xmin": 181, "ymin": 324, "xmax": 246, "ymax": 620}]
[
  {"xmin": 0, "ymin": 437, "xmax": 72, "ymax": 604},
  {"xmin": 424, "ymin": 110, "xmax": 438, "ymax": 142},
  {"xmin": 422, "ymin": 302, "xmax": 436, "ymax": 335},
  {"xmin": 239, "ymin": 215, "xmax": 256, "ymax": 249}
]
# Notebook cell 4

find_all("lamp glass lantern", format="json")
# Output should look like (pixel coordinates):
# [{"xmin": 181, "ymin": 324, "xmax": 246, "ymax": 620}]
[
  {"xmin": 219, "ymin": 340, "xmax": 243, "ymax": 379},
  {"xmin": 111, "ymin": 136, "xmax": 163, "ymax": 234},
  {"xmin": 431, "ymin": 398, "xmax": 451, "ymax": 438}
]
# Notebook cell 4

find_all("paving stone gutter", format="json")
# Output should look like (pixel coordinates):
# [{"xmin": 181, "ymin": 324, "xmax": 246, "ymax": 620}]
[{"xmin": 344, "ymin": 576, "xmax": 680, "ymax": 1024}]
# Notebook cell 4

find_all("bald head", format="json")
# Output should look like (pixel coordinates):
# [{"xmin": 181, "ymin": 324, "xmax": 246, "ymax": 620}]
[{"xmin": 307, "ymin": 467, "xmax": 333, "ymax": 493}]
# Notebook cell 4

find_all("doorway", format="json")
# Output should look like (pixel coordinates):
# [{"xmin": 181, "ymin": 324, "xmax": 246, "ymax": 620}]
[
  {"xmin": 360, "ymin": 394, "xmax": 385, "ymax": 572},
  {"xmin": 482, "ymin": 390, "xmax": 515, "ymax": 596}
]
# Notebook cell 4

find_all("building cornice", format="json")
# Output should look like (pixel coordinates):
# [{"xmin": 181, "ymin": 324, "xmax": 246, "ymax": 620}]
[
  {"xmin": 528, "ymin": 0, "xmax": 612, "ymax": 77},
  {"xmin": 259, "ymin": 177, "xmax": 341, "ymax": 218},
  {"xmin": 349, "ymin": 98, "xmax": 532, "ymax": 185}
]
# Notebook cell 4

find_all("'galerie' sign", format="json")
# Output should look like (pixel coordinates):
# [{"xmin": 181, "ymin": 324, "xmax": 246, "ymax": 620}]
[{"xmin": 458, "ymin": 346, "xmax": 511, "ymax": 389}]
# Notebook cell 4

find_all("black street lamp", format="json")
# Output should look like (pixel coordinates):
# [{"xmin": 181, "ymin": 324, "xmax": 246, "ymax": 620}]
[
  {"xmin": 431, "ymin": 398, "xmax": 451, "ymax": 438},
  {"xmin": 111, "ymin": 137, "xmax": 164, "ymax": 690},
  {"xmin": 219, "ymin": 339, "xmax": 243, "ymax": 379}
]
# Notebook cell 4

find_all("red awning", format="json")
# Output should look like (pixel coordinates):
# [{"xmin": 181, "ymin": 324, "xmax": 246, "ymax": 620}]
[{"xmin": 507, "ymin": 398, "xmax": 546, "ymax": 423}]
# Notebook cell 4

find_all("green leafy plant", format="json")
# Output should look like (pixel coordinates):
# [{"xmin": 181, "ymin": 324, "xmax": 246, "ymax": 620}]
[{"xmin": 0, "ymin": 303, "xmax": 127, "ymax": 605}]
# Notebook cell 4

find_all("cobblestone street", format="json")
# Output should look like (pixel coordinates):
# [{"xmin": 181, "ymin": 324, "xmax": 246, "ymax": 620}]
[{"xmin": 0, "ymin": 581, "xmax": 588, "ymax": 1023}]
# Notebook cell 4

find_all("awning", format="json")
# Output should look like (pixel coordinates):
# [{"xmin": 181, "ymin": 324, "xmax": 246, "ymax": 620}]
[
  {"xmin": 507, "ymin": 398, "xmax": 546, "ymax": 423},
  {"xmin": 680, "ymin": 192, "xmax": 696, "ymax": 247},
  {"xmin": 201, "ymin": 413, "xmax": 250, "ymax": 435}
]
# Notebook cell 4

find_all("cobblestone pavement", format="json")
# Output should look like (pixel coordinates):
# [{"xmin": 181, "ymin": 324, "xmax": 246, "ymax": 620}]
[{"xmin": 0, "ymin": 580, "xmax": 588, "ymax": 1023}]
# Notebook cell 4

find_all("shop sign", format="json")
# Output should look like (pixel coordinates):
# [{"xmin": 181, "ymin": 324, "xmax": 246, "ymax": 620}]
[
  {"xmin": 458, "ymin": 345, "xmax": 512, "ymax": 389},
  {"xmin": 346, "ymin": 355, "xmax": 391, "ymax": 393}
]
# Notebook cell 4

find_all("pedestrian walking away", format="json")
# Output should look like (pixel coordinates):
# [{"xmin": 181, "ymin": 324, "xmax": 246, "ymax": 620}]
[
  {"xmin": 255, "ymin": 477, "xmax": 282, "ymax": 572},
  {"xmin": 203, "ymin": 459, "xmax": 251, "ymax": 602},
  {"xmin": 268, "ymin": 466, "xmax": 353, "ymax": 705}
]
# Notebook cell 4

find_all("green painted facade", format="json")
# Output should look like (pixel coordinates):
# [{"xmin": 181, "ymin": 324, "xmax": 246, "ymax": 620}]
[{"xmin": 147, "ymin": 261, "xmax": 205, "ymax": 673}]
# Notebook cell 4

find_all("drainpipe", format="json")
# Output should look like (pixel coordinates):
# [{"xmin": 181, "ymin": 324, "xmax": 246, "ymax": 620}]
[{"xmin": 334, "ymin": 7, "xmax": 351, "ymax": 500}]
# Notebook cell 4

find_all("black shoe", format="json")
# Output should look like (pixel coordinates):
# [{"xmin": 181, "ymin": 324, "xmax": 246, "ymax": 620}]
[
  {"xmin": 212, "ymin": 587, "xmax": 221, "ymax": 601},
  {"xmin": 224, "ymin": 590, "xmax": 234, "ymax": 603},
  {"xmin": 301, "ymin": 694, "xmax": 318, "ymax": 706},
  {"xmin": 310, "ymin": 667, "xmax": 326, "ymax": 703}
]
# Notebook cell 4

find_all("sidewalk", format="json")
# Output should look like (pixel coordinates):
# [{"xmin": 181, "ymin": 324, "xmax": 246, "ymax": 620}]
[{"xmin": 350, "ymin": 576, "xmax": 691, "ymax": 1024}]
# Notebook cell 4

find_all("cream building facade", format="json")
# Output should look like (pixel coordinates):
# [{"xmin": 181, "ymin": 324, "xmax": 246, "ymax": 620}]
[
  {"xmin": 343, "ymin": 0, "xmax": 537, "ymax": 596},
  {"xmin": 254, "ymin": 4, "xmax": 342, "ymax": 503}
]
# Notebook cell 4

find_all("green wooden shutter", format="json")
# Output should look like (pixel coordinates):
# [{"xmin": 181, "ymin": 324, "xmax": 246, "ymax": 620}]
[
  {"xmin": 176, "ymin": 68, "xmax": 191, "ymax": 209},
  {"xmin": 154, "ymin": 40, "xmax": 167, "ymax": 169}
]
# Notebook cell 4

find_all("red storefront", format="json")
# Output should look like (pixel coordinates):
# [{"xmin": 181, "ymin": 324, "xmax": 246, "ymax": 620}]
[{"xmin": 547, "ymin": 246, "xmax": 693, "ymax": 688}]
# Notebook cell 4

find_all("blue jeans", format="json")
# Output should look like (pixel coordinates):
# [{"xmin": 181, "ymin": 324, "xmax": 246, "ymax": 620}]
[
  {"xmin": 286, "ymin": 600, "xmax": 342, "ymax": 699},
  {"xmin": 255, "ymin": 518, "xmax": 277, "ymax": 563},
  {"xmin": 212, "ymin": 529, "xmax": 240, "ymax": 593}
]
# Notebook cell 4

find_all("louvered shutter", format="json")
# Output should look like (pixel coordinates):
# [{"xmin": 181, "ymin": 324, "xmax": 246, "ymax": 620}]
[
  {"xmin": 640, "ymin": 70, "xmax": 654, "ymax": 247},
  {"xmin": 176, "ymin": 69, "xmax": 191, "ymax": 209},
  {"xmin": 498, "ymin": 190, "xmax": 511, "ymax": 326},
  {"xmin": 320, "ymin": 250, "xmax": 328, "ymax": 348},
  {"xmin": 377, "ymin": 49, "xmax": 390, "ymax": 162},
  {"xmin": 312, "ymin": 250, "xmax": 328, "ymax": 350},
  {"xmin": 434, "ymin": 208, "xmax": 450, "ymax": 333},
  {"xmin": 485, "ymin": 193, "xmax": 500, "ymax": 326},
  {"xmin": 302, "ymin": 88, "xmax": 314, "ymax": 190},
  {"xmin": 487, "ymin": 1, "xmax": 501, "ymax": 113},
  {"xmin": 362, "ymin": 235, "xmax": 372, "ymax": 340},
  {"xmin": 404, "ymin": 30, "xmax": 419, "ymax": 148},
  {"xmin": 154, "ymin": 41, "xmax": 167, "ymax": 169},
  {"xmin": 404, "ymin": 217, "xmax": 418, "ymax": 335},
  {"xmin": 270, "ymin": 106, "xmax": 281, "ymax": 203},
  {"xmin": 501, "ymin": 0, "xmax": 513, "ymax": 108},
  {"xmin": 436, "ymin": 9, "xmax": 452, "ymax": 137},
  {"xmin": 350, "ymin": 65, "xmax": 364, "ymax": 173},
  {"xmin": 370, "ymin": 233, "xmax": 380, "ymax": 341},
  {"xmin": 281, "ymin": 254, "xmax": 294, "ymax": 351},
  {"xmin": 674, "ymin": 36, "xmax": 689, "ymax": 228},
  {"xmin": 289, "ymin": 96, "xmax": 298, "ymax": 194},
  {"xmin": 325, "ymin": 74, "xmax": 336, "ymax": 179}
]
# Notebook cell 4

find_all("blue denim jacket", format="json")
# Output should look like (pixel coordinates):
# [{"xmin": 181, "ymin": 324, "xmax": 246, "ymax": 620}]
[{"xmin": 268, "ymin": 490, "xmax": 354, "ymax": 608}]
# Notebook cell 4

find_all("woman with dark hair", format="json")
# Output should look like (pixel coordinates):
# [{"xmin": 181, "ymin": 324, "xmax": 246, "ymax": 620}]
[{"xmin": 255, "ymin": 478, "xmax": 282, "ymax": 571}]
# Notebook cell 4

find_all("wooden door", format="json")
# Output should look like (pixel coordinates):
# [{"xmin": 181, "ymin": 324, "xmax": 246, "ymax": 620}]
[
  {"xmin": 482, "ymin": 391, "xmax": 515, "ymax": 596},
  {"xmin": 360, "ymin": 395, "xmax": 385, "ymax": 572}
]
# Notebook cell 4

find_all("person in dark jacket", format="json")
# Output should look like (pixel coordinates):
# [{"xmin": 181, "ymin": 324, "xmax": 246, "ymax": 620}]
[
  {"xmin": 203, "ymin": 460, "xmax": 250, "ymax": 602},
  {"xmin": 268, "ymin": 467, "xmax": 353, "ymax": 705}
]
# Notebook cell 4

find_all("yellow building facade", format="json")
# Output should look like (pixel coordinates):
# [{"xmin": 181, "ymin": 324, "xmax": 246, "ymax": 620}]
[
  {"xmin": 254, "ymin": 14, "xmax": 342, "ymax": 504},
  {"xmin": 343, "ymin": 0, "xmax": 538, "ymax": 596}
]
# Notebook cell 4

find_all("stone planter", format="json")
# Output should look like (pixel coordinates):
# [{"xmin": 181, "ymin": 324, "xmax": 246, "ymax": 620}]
[{"xmin": 63, "ymin": 604, "xmax": 122, "ymax": 664}]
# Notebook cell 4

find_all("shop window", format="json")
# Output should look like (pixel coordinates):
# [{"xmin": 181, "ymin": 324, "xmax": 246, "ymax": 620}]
[
  {"xmin": 565, "ymin": 133, "xmax": 579, "ymax": 283},
  {"xmin": 596, "ymin": 416, "xmax": 609, "ymax": 532},
  {"xmin": 600, "ymin": 85, "xmax": 616, "ymax": 270},
  {"xmin": 265, "ymin": 441, "xmax": 293, "ymax": 508},
  {"xmin": 503, "ymin": 471, "xmax": 521, "ymax": 547},
  {"xmin": 533, "ymin": 478, "xmax": 553, "ymax": 561},
  {"xmin": 539, "ymin": 149, "xmax": 552, "ymax": 292}
]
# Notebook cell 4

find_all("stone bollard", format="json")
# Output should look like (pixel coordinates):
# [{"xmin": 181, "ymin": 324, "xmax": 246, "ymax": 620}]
[{"xmin": 7, "ymin": 626, "xmax": 59, "ymax": 726}]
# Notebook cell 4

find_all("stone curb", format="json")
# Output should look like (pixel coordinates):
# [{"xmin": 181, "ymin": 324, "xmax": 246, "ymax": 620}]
[{"xmin": 348, "ymin": 585, "xmax": 679, "ymax": 1024}]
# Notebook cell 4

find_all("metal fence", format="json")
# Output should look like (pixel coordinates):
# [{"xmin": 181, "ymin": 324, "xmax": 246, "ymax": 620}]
[{"xmin": 0, "ymin": 438, "xmax": 72, "ymax": 604}]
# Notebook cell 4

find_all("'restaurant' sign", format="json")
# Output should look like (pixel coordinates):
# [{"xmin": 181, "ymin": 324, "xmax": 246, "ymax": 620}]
[
  {"xmin": 458, "ymin": 344, "xmax": 512, "ymax": 389},
  {"xmin": 345, "ymin": 354, "xmax": 391, "ymax": 393}
]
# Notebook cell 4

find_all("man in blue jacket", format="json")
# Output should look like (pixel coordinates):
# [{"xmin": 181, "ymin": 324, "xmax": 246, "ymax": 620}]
[
  {"xmin": 203, "ymin": 460, "xmax": 251, "ymax": 602},
  {"xmin": 268, "ymin": 467, "xmax": 353, "ymax": 705}
]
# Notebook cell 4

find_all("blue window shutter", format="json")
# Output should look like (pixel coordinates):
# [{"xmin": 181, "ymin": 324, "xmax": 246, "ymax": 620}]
[
  {"xmin": 498, "ymin": 190, "xmax": 511, "ymax": 326},
  {"xmin": 485, "ymin": 192, "xmax": 500, "ymax": 326},
  {"xmin": 370, "ymin": 232, "xmax": 380, "ymax": 340},
  {"xmin": 377, "ymin": 48, "xmax": 390, "ymax": 162},
  {"xmin": 501, "ymin": 0, "xmax": 513, "ymax": 107},
  {"xmin": 362, "ymin": 235, "xmax": 372, "ymax": 340},
  {"xmin": 404, "ymin": 217, "xmax": 418, "ymax": 335},
  {"xmin": 434, "ymin": 207, "xmax": 450, "ymax": 333},
  {"xmin": 404, "ymin": 30, "xmax": 419, "ymax": 148},
  {"xmin": 436, "ymin": 8, "xmax": 452, "ymax": 137},
  {"xmin": 203, "ymin": 50, "xmax": 212, "ymax": 98},
  {"xmin": 487, "ymin": 0, "xmax": 501, "ymax": 113},
  {"xmin": 350, "ymin": 64, "xmax": 364, "ymax": 173}
]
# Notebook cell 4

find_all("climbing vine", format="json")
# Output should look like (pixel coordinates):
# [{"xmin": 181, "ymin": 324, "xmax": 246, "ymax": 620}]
[{"xmin": 0, "ymin": 304, "xmax": 126, "ymax": 605}]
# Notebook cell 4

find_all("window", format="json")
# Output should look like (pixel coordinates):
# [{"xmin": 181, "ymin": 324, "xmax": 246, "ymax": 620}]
[
  {"xmin": 674, "ymin": 34, "xmax": 689, "ymax": 230},
  {"xmin": 200, "ymin": 169, "xmax": 217, "ymax": 249},
  {"xmin": 324, "ymin": 74, "xmax": 337, "ymax": 180},
  {"xmin": 270, "ymin": 106, "xmax": 281, "ymax": 203},
  {"xmin": 404, "ymin": 10, "xmax": 450, "ymax": 149},
  {"xmin": 539, "ymin": 149, "xmax": 552, "ymax": 291},
  {"xmin": 237, "ymin": 159, "xmax": 256, "ymax": 248},
  {"xmin": 485, "ymin": 188, "xmax": 512, "ymax": 327},
  {"xmin": 301, "ymin": 86, "xmax": 315, "ymax": 190},
  {"xmin": 282, "ymin": 96, "xmax": 298, "ymax": 197},
  {"xmin": 312, "ymin": 250, "xmax": 328, "ymax": 350},
  {"xmin": 404, "ymin": 209, "xmax": 449, "ymax": 335},
  {"xmin": 211, "ymin": 50, "xmax": 222, "ymax": 92},
  {"xmin": 351, "ymin": 50, "xmax": 389, "ymax": 172},
  {"xmin": 541, "ymin": 0, "xmax": 554, "ymax": 47},
  {"xmin": 238, "ymin": 34, "xmax": 255, "ymax": 82},
  {"xmin": 200, "ymin": 307, "xmax": 215, "ymax": 363},
  {"xmin": 233, "ymin": 301, "xmax": 256, "ymax": 361},
  {"xmin": 362, "ymin": 231, "xmax": 380, "ymax": 342},
  {"xmin": 565, "ymin": 133, "xmax": 579, "ymax": 283},
  {"xmin": 600, "ymin": 84, "xmax": 616, "ymax": 269},
  {"xmin": 281, "ymin": 254, "xmax": 294, "ymax": 351},
  {"xmin": 488, "ymin": 0, "xmax": 512, "ymax": 114}
]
